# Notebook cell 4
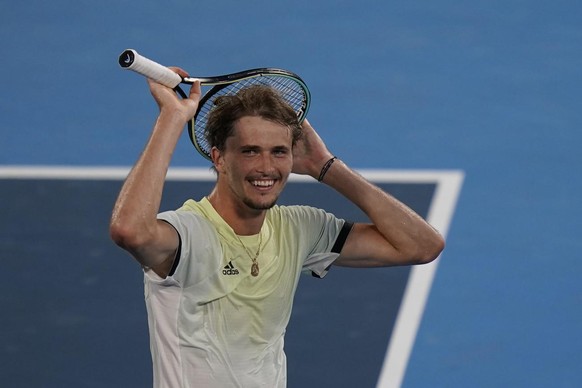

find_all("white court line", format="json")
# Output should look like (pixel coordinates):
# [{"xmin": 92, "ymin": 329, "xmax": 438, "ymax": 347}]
[
  {"xmin": 0, "ymin": 165, "xmax": 464, "ymax": 388},
  {"xmin": 0, "ymin": 166, "xmax": 215, "ymax": 181},
  {"xmin": 376, "ymin": 170, "xmax": 464, "ymax": 388},
  {"xmin": 0, "ymin": 165, "xmax": 458, "ymax": 183}
]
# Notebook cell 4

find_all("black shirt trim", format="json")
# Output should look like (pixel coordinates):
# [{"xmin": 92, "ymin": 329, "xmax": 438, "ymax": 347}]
[
  {"xmin": 312, "ymin": 221, "xmax": 354, "ymax": 278},
  {"xmin": 159, "ymin": 220, "xmax": 181, "ymax": 277},
  {"xmin": 331, "ymin": 221, "xmax": 354, "ymax": 253}
]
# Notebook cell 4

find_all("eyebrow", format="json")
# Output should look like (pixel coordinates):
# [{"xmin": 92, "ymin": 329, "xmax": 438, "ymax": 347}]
[
  {"xmin": 273, "ymin": 144, "xmax": 291, "ymax": 150},
  {"xmin": 239, "ymin": 145, "xmax": 291, "ymax": 152}
]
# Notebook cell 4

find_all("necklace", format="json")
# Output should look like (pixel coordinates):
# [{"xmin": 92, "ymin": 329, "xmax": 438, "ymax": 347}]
[{"xmin": 236, "ymin": 232, "xmax": 263, "ymax": 277}]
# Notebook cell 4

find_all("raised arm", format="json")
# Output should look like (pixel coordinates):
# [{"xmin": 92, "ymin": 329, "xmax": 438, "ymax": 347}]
[
  {"xmin": 109, "ymin": 69, "xmax": 201, "ymax": 277},
  {"xmin": 293, "ymin": 120, "xmax": 444, "ymax": 267}
]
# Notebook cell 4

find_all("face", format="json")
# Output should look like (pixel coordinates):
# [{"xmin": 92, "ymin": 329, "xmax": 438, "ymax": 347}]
[{"xmin": 213, "ymin": 116, "xmax": 294, "ymax": 212}]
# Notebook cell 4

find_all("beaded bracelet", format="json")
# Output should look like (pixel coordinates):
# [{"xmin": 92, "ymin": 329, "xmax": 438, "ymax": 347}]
[{"xmin": 317, "ymin": 156, "xmax": 337, "ymax": 182}]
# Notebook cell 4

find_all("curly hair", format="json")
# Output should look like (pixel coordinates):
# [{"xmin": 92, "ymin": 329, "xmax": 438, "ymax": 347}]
[{"xmin": 205, "ymin": 85, "xmax": 302, "ymax": 152}]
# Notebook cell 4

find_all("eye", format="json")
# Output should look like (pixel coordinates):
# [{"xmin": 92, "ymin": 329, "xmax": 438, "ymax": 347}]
[
  {"xmin": 241, "ymin": 147, "xmax": 258, "ymax": 156},
  {"xmin": 273, "ymin": 147, "xmax": 289, "ymax": 157}
]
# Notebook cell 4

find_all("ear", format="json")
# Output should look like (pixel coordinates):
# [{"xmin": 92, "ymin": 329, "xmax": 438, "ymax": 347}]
[{"xmin": 211, "ymin": 147, "xmax": 225, "ymax": 173}]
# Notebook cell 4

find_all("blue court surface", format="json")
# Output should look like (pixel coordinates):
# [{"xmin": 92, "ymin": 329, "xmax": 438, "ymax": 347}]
[{"xmin": 1, "ymin": 1, "xmax": 581, "ymax": 387}]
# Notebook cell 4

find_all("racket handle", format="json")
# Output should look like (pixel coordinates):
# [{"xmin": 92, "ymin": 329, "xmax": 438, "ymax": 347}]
[{"xmin": 118, "ymin": 49, "xmax": 182, "ymax": 88}]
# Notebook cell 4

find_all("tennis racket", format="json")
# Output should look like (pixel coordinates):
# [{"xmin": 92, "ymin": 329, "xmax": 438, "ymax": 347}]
[{"xmin": 119, "ymin": 49, "xmax": 311, "ymax": 161}]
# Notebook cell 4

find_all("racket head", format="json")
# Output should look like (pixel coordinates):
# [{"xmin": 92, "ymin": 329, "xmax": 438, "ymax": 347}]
[{"xmin": 187, "ymin": 68, "xmax": 311, "ymax": 161}]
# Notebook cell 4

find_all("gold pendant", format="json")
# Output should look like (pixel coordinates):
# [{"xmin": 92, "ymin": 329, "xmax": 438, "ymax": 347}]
[{"xmin": 251, "ymin": 262, "xmax": 259, "ymax": 277}]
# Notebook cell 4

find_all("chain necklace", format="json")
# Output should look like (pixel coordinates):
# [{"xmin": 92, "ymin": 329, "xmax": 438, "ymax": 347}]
[{"xmin": 236, "ymin": 232, "xmax": 263, "ymax": 277}]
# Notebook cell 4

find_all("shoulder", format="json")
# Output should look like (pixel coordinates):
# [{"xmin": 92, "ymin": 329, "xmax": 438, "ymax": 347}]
[
  {"xmin": 159, "ymin": 198, "xmax": 215, "ymax": 229},
  {"xmin": 267, "ymin": 205, "xmax": 344, "ymax": 236},
  {"xmin": 157, "ymin": 209, "xmax": 218, "ymax": 248},
  {"xmin": 158, "ymin": 209, "xmax": 212, "ymax": 230},
  {"xmin": 270, "ymin": 204, "xmax": 339, "ymax": 222}
]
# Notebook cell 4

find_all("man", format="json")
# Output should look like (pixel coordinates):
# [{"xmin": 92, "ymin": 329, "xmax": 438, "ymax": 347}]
[{"xmin": 110, "ymin": 67, "xmax": 444, "ymax": 387}]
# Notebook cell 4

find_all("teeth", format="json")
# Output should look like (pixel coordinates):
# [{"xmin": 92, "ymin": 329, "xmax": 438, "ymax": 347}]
[{"xmin": 252, "ymin": 180, "xmax": 274, "ymax": 187}]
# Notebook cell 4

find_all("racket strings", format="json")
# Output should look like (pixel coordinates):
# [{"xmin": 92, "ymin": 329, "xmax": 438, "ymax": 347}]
[{"xmin": 193, "ymin": 75, "xmax": 308, "ymax": 159}]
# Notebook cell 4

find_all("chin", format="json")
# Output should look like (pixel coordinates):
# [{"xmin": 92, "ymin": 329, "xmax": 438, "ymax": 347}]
[{"xmin": 244, "ymin": 196, "xmax": 278, "ymax": 210}]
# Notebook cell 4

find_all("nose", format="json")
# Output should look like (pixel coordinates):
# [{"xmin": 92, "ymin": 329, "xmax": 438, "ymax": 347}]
[{"xmin": 257, "ymin": 153, "xmax": 275, "ymax": 174}]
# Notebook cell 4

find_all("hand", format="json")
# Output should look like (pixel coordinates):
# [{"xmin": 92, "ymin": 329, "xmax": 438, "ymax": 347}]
[
  {"xmin": 292, "ymin": 119, "xmax": 334, "ymax": 179},
  {"xmin": 147, "ymin": 67, "xmax": 201, "ymax": 125}
]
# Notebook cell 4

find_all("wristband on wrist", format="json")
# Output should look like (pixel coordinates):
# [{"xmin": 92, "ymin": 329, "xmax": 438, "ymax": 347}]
[{"xmin": 317, "ymin": 156, "xmax": 337, "ymax": 182}]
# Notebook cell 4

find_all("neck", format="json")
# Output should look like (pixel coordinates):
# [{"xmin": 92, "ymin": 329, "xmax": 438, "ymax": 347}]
[{"xmin": 207, "ymin": 189, "xmax": 266, "ymax": 236}]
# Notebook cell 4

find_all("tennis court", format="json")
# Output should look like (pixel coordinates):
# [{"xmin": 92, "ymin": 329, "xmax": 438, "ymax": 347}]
[{"xmin": 1, "ymin": 1, "xmax": 581, "ymax": 387}]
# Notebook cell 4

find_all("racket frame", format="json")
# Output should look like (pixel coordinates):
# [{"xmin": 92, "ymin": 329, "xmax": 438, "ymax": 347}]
[
  {"xmin": 185, "ymin": 69, "xmax": 310, "ymax": 160},
  {"xmin": 119, "ymin": 49, "xmax": 311, "ymax": 161}
]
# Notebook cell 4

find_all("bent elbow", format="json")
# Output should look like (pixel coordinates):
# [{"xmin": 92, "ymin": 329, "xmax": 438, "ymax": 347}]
[
  {"xmin": 109, "ymin": 220, "xmax": 147, "ymax": 252},
  {"xmin": 109, "ymin": 221, "xmax": 132, "ymax": 249},
  {"xmin": 416, "ymin": 234, "xmax": 445, "ymax": 265}
]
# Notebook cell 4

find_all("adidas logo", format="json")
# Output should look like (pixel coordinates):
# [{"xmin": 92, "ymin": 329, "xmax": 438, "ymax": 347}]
[{"xmin": 222, "ymin": 261, "xmax": 240, "ymax": 276}]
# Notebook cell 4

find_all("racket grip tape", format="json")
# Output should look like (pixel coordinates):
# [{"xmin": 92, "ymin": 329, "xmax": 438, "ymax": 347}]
[{"xmin": 118, "ymin": 49, "xmax": 182, "ymax": 89}]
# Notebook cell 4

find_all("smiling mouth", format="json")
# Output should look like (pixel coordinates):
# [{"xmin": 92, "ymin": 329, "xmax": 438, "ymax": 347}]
[{"xmin": 250, "ymin": 179, "xmax": 275, "ymax": 188}]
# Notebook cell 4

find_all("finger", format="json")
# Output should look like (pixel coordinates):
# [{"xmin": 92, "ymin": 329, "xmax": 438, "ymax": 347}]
[
  {"xmin": 168, "ymin": 66, "xmax": 189, "ymax": 79},
  {"xmin": 189, "ymin": 80, "xmax": 202, "ymax": 100}
]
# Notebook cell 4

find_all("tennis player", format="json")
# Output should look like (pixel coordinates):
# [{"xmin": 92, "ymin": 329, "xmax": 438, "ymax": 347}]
[{"xmin": 110, "ymin": 67, "xmax": 444, "ymax": 387}]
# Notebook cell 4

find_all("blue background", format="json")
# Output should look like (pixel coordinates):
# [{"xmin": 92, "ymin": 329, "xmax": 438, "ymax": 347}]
[{"xmin": 2, "ymin": 1, "xmax": 581, "ymax": 386}]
